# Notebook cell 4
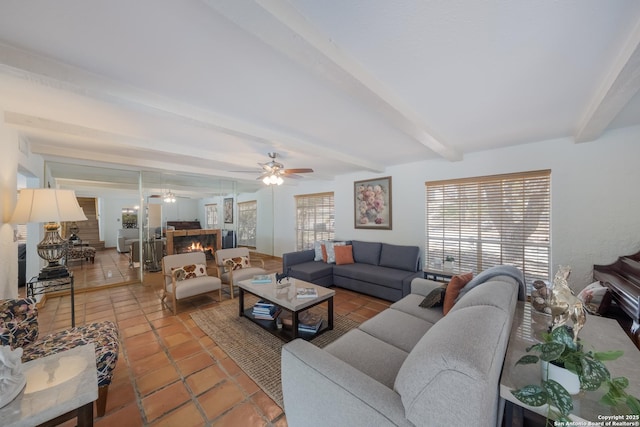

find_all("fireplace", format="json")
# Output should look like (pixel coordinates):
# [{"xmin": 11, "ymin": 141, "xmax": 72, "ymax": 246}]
[{"xmin": 166, "ymin": 229, "xmax": 222, "ymax": 260}]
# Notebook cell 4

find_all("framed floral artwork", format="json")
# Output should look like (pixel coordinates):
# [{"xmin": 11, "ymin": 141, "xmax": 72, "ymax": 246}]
[
  {"xmin": 224, "ymin": 197, "xmax": 234, "ymax": 224},
  {"xmin": 354, "ymin": 176, "xmax": 392, "ymax": 229}
]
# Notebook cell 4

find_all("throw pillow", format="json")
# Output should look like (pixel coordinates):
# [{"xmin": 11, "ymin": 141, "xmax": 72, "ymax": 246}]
[
  {"xmin": 443, "ymin": 272, "xmax": 474, "ymax": 315},
  {"xmin": 419, "ymin": 285, "xmax": 447, "ymax": 308},
  {"xmin": 313, "ymin": 241, "xmax": 325, "ymax": 261},
  {"xmin": 325, "ymin": 241, "xmax": 346, "ymax": 264},
  {"xmin": 223, "ymin": 256, "xmax": 251, "ymax": 271},
  {"xmin": 577, "ymin": 281, "xmax": 612, "ymax": 315},
  {"xmin": 321, "ymin": 244, "xmax": 328, "ymax": 263},
  {"xmin": 172, "ymin": 263, "xmax": 207, "ymax": 281},
  {"xmin": 334, "ymin": 245, "xmax": 355, "ymax": 265}
]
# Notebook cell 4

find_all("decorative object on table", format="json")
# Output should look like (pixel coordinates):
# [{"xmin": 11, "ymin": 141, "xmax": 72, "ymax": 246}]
[
  {"xmin": 67, "ymin": 222, "xmax": 80, "ymax": 241},
  {"xmin": 354, "ymin": 176, "xmax": 392, "ymax": 229},
  {"xmin": 275, "ymin": 268, "xmax": 291, "ymax": 284},
  {"xmin": 577, "ymin": 281, "xmax": 612, "ymax": 315},
  {"xmin": 443, "ymin": 255, "xmax": 455, "ymax": 270},
  {"xmin": 531, "ymin": 279, "xmax": 552, "ymax": 314},
  {"xmin": 0, "ymin": 346, "xmax": 26, "ymax": 408},
  {"xmin": 10, "ymin": 189, "xmax": 87, "ymax": 279},
  {"xmin": 511, "ymin": 324, "xmax": 640, "ymax": 422},
  {"xmin": 548, "ymin": 265, "xmax": 586, "ymax": 342},
  {"xmin": 223, "ymin": 197, "xmax": 234, "ymax": 223}
]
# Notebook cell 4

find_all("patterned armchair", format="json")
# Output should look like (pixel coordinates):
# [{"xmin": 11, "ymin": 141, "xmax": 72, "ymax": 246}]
[{"xmin": 0, "ymin": 298, "xmax": 119, "ymax": 417}]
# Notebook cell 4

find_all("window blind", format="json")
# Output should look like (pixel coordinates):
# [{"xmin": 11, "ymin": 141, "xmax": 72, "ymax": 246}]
[
  {"xmin": 425, "ymin": 170, "xmax": 551, "ymax": 285},
  {"xmin": 295, "ymin": 192, "xmax": 335, "ymax": 251},
  {"xmin": 237, "ymin": 201, "xmax": 257, "ymax": 248}
]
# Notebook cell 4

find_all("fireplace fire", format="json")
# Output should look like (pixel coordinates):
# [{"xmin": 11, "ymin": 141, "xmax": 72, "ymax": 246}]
[{"xmin": 166, "ymin": 229, "xmax": 221, "ymax": 260}]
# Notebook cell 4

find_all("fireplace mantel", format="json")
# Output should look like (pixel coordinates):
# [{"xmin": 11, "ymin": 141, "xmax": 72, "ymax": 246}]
[{"xmin": 166, "ymin": 229, "xmax": 222, "ymax": 257}]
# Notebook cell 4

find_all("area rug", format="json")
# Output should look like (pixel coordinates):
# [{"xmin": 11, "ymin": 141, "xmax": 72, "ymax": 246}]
[{"xmin": 190, "ymin": 299, "xmax": 359, "ymax": 408}]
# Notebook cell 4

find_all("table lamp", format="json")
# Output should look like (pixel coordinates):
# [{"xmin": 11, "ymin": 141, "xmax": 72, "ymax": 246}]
[{"xmin": 10, "ymin": 189, "xmax": 87, "ymax": 279}]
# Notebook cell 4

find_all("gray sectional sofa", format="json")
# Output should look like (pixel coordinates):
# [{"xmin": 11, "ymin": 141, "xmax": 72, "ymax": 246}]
[
  {"xmin": 281, "ymin": 266, "xmax": 525, "ymax": 427},
  {"xmin": 282, "ymin": 240, "xmax": 422, "ymax": 301}
]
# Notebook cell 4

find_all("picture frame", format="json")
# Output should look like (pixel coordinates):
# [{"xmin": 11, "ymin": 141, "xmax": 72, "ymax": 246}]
[
  {"xmin": 354, "ymin": 176, "xmax": 392, "ymax": 229},
  {"xmin": 224, "ymin": 197, "xmax": 234, "ymax": 224}
]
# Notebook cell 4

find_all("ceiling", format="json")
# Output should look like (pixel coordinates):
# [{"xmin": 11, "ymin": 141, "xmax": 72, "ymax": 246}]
[{"xmin": 1, "ymin": 1, "xmax": 640, "ymax": 197}]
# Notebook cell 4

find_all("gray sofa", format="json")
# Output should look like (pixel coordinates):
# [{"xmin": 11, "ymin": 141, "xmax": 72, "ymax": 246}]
[
  {"xmin": 281, "ymin": 267, "xmax": 524, "ymax": 427},
  {"xmin": 116, "ymin": 228, "xmax": 139, "ymax": 253},
  {"xmin": 282, "ymin": 240, "xmax": 422, "ymax": 301}
]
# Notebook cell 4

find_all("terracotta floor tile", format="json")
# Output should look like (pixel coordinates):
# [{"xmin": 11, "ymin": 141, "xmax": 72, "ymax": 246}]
[
  {"xmin": 136, "ymin": 364, "xmax": 180, "ymax": 397},
  {"xmin": 251, "ymin": 390, "xmax": 284, "ymax": 422},
  {"xmin": 95, "ymin": 403, "xmax": 143, "ymax": 427},
  {"xmin": 142, "ymin": 381, "xmax": 191, "ymax": 422},
  {"xmin": 150, "ymin": 401, "xmax": 206, "ymax": 427},
  {"xmin": 197, "ymin": 380, "xmax": 245, "ymax": 421},
  {"xmin": 124, "ymin": 330, "xmax": 157, "ymax": 348},
  {"xmin": 130, "ymin": 351, "xmax": 171, "ymax": 377},
  {"xmin": 127, "ymin": 340, "xmax": 163, "ymax": 362},
  {"xmin": 167, "ymin": 339, "xmax": 203, "ymax": 360},
  {"xmin": 103, "ymin": 380, "xmax": 136, "ymax": 414},
  {"xmin": 176, "ymin": 352, "xmax": 216, "ymax": 377},
  {"xmin": 121, "ymin": 322, "xmax": 153, "ymax": 339},
  {"xmin": 219, "ymin": 355, "xmax": 242, "ymax": 376},
  {"xmin": 235, "ymin": 371, "xmax": 261, "ymax": 396},
  {"xmin": 117, "ymin": 314, "xmax": 148, "ymax": 329},
  {"xmin": 161, "ymin": 331, "xmax": 193, "ymax": 348},
  {"xmin": 116, "ymin": 309, "xmax": 146, "ymax": 321},
  {"xmin": 185, "ymin": 364, "xmax": 226, "ymax": 395},
  {"xmin": 212, "ymin": 401, "xmax": 267, "ymax": 427}
]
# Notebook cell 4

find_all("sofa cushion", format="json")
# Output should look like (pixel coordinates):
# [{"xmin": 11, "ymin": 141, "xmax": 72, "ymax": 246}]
[
  {"xmin": 313, "ymin": 241, "xmax": 325, "ymax": 261},
  {"xmin": 358, "ymin": 309, "xmax": 433, "ymax": 353},
  {"xmin": 324, "ymin": 329, "xmax": 408, "ymax": 389},
  {"xmin": 419, "ymin": 285, "xmax": 447, "ymax": 308},
  {"xmin": 171, "ymin": 263, "xmax": 207, "ymax": 281},
  {"xmin": 443, "ymin": 273, "xmax": 473, "ymax": 315},
  {"xmin": 289, "ymin": 261, "xmax": 334, "ymax": 282},
  {"xmin": 325, "ymin": 241, "xmax": 346, "ymax": 264},
  {"xmin": 223, "ymin": 256, "xmax": 251, "ymax": 270},
  {"xmin": 332, "ymin": 264, "xmax": 413, "ymax": 290},
  {"xmin": 390, "ymin": 295, "xmax": 445, "ymax": 325},
  {"xmin": 378, "ymin": 244, "xmax": 420, "ymax": 272},
  {"xmin": 334, "ymin": 245, "xmax": 355, "ymax": 265},
  {"xmin": 450, "ymin": 277, "xmax": 519, "ymax": 315},
  {"xmin": 394, "ymin": 305, "xmax": 509, "ymax": 427},
  {"xmin": 351, "ymin": 241, "xmax": 382, "ymax": 265}
]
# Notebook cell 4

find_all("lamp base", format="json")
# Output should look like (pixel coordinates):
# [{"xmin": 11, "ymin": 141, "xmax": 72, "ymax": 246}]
[{"xmin": 38, "ymin": 264, "xmax": 70, "ymax": 280}]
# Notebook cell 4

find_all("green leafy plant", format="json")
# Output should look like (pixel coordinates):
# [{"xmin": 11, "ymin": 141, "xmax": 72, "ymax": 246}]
[{"xmin": 511, "ymin": 325, "xmax": 640, "ymax": 424}]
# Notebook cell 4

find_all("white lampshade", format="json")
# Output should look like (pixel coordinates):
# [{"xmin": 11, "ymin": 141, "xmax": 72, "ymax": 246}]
[{"xmin": 10, "ymin": 189, "xmax": 87, "ymax": 224}]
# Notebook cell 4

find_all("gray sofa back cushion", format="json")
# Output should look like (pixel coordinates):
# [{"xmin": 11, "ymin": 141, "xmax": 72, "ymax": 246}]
[
  {"xmin": 378, "ymin": 244, "xmax": 420, "ymax": 272},
  {"xmin": 351, "ymin": 241, "xmax": 382, "ymax": 265},
  {"xmin": 394, "ymin": 304, "xmax": 510, "ymax": 427}
]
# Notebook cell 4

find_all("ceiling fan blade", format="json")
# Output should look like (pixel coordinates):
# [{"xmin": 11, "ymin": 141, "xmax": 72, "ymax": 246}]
[{"xmin": 283, "ymin": 168, "xmax": 313, "ymax": 174}]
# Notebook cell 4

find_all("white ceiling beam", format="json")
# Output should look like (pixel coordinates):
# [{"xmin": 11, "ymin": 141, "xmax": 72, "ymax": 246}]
[
  {"xmin": 0, "ymin": 42, "xmax": 384, "ymax": 172},
  {"xmin": 206, "ymin": 0, "xmax": 461, "ymax": 161},
  {"xmin": 574, "ymin": 19, "xmax": 640, "ymax": 143}
]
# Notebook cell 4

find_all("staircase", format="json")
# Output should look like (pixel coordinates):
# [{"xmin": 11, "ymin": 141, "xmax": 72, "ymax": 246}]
[{"xmin": 64, "ymin": 197, "xmax": 105, "ymax": 250}]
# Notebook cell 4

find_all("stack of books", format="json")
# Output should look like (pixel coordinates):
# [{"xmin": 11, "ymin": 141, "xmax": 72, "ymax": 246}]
[
  {"xmin": 252, "ymin": 300, "xmax": 281, "ymax": 320},
  {"xmin": 297, "ymin": 311, "xmax": 323, "ymax": 334}
]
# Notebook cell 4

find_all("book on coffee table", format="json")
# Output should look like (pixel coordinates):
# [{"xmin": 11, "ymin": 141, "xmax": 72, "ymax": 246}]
[
  {"xmin": 251, "ymin": 274, "xmax": 273, "ymax": 284},
  {"xmin": 296, "ymin": 287, "xmax": 318, "ymax": 298}
]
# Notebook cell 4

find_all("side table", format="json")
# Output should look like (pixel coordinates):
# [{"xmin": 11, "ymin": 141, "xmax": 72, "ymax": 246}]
[
  {"xmin": 423, "ymin": 266, "xmax": 469, "ymax": 282},
  {"xmin": 0, "ymin": 344, "xmax": 98, "ymax": 427},
  {"xmin": 27, "ymin": 273, "xmax": 75, "ymax": 327}
]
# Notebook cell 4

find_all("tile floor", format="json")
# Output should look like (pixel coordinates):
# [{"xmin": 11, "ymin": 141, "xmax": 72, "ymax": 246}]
[{"xmin": 34, "ymin": 249, "xmax": 391, "ymax": 426}]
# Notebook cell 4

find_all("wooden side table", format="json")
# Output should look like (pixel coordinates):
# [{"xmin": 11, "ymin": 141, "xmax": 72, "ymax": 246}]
[{"xmin": 0, "ymin": 344, "xmax": 98, "ymax": 427}]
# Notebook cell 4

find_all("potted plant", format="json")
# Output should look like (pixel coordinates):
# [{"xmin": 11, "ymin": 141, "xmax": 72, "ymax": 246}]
[
  {"xmin": 444, "ymin": 255, "xmax": 455, "ymax": 270},
  {"xmin": 511, "ymin": 324, "xmax": 640, "ymax": 424}
]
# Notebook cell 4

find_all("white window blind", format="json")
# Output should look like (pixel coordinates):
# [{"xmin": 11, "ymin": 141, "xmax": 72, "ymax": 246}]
[
  {"xmin": 425, "ymin": 170, "xmax": 551, "ymax": 285},
  {"xmin": 205, "ymin": 204, "xmax": 218, "ymax": 229},
  {"xmin": 295, "ymin": 192, "xmax": 335, "ymax": 251},
  {"xmin": 237, "ymin": 201, "xmax": 257, "ymax": 248}
]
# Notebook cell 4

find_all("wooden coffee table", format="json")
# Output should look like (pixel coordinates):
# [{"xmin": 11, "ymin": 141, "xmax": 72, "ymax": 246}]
[{"xmin": 237, "ymin": 275, "xmax": 335, "ymax": 342}]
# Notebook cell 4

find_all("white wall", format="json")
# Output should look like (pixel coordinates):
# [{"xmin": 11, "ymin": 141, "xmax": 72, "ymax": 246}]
[
  {"xmin": 275, "ymin": 126, "xmax": 640, "ymax": 291},
  {"xmin": 101, "ymin": 196, "xmax": 141, "ymax": 248}
]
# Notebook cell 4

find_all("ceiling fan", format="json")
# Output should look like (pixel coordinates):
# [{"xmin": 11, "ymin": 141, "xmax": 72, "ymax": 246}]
[{"xmin": 238, "ymin": 152, "xmax": 314, "ymax": 185}]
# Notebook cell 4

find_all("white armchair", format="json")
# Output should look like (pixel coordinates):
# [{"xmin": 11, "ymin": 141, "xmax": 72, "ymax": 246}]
[
  {"xmin": 214, "ymin": 247, "xmax": 266, "ymax": 298},
  {"xmin": 161, "ymin": 252, "xmax": 222, "ymax": 314}
]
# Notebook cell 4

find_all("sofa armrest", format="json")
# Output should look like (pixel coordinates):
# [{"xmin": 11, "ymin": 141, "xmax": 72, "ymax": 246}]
[
  {"xmin": 410, "ymin": 277, "xmax": 444, "ymax": 297},
  {"xmin": 281, "ymin": 339, "xmax": 411, "ymax": 427},
  {"xmin": 282, "ymin": 249, "xmax": 315, "ymax": 272}
]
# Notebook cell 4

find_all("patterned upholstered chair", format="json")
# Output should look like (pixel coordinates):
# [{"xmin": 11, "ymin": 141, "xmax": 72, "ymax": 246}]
[
  {"xmin": 0, "ymin": 298, "xmax": 119, "ymax": 417},
  {"xmin": 213, "ymin": 247, "xmax": 266, "ymax": 298}
]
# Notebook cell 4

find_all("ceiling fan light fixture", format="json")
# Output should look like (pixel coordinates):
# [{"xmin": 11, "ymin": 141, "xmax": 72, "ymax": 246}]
[
  {"xmin": 163, "ymin": 191, "xmax": 176, "ymax": 203},
  {"xmin": 263, "ymin": 173, "xmax": 284, "ymax": 186}
]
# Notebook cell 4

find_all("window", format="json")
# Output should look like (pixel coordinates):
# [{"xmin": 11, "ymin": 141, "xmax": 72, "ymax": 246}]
[
  {"xmin": 425, "ymin": 170, "xmax": 550, "ymax": 285},
  {"xmin": 295, "ymin": 192, "xmax": 335, "ymax": 251},
  {"xmin": 237, "ymin": 201, "xmax": 257, "ymax": 248},
  {"xmin": 205, "ymin": 204, "xmax": 218, "ymax": 228}
]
